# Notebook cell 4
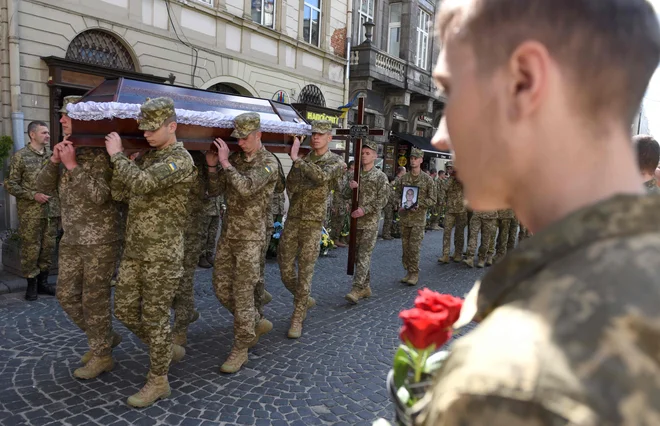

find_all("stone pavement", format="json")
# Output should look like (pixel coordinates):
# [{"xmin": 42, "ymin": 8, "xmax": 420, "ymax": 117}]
[{"xmin": 0, "ymin": 230, "xmax": 484, "ymax": 426}]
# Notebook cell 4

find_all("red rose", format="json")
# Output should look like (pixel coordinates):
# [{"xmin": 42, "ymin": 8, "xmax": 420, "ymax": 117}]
[
  {"xmin": 398, "ymin": 308, "xmax": 453, "ymax": 350},
  {"xmin": 414, "ymin": 288, "xmax": 463, "ymax": 324}
]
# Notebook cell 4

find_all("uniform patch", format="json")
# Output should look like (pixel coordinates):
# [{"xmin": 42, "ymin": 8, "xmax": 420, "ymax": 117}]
[
  {"xmin": 264, "ymin": 166, "xmax": 272, "ymax": 174},
  {"xmin": 168, "ymin": 162, "xmax": 178, "ymax": 172}
]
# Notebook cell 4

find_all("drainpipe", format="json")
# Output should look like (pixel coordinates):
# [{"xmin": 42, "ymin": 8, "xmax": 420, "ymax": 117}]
[
  {"xmin": 8, "ymin": 0, "xmax": 23, "ymax": 152},
  {"xmin": 343, "ymin": 0, "xmax": 353, "ymax": 129},
  {"xmin": 7, "ymin": 0, "xmax": 22, "ymax": 230}
]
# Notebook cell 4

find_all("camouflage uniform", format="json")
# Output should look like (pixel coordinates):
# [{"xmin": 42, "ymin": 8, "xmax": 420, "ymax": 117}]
[
  {"xmin": 200, "ymin": 195, "xmax": 222, "ymax": 263},
  {"xmin": 415, "ymin": 194, "xmax": 660, "ymax": 426},
  {"xmin": 209, "ymin": 114, "xmax": 280, "ymax": 355},
  {"xmin": 426, "ymin": 177, "xmax": 441, "ymax": 230},
  {"xmin": 438, "ymin": 175, "xmax": 467, "ymax": 261},
  {"xmin": 329, "ymin": 172, "xmax": 348, "ymax": 242},
  {"xmin": 492, "ymin": 208, "xmax": 514, "ymax": 262},
  {"xmin": 644, "ymin": 178, "xmax": 660, "ymax": 194},
  {"xmin": 519, "ymin": 223, "xmax": 532, "ymax": 241},
  {"xmin": 465, "ymin": 210, "xmax": 498, "ymax": 267},
  {"xmin": 5, "ymin": 144, "xmax": 59, "ymax": 279},
  {"xmin": 397, "ymin": 148, "xmax": 437, "ymax": 283},
  {"xmin": 343, "ymin": 140, "xmax": 389, "ymax": 299},
  {"xmin": 36, "ymin": 145, "xmax": 121, "ymax": 361},
  {"xmin": 112, "ymin": 98, "xmax": 196, "ymax": 380},
  {"xmin": 506, "ymin": 215, "xmax": 519, "ymax": 252},
  {"xmin": 171, "ymin": 151, "xmax": 208, "ymax": 345},
  {"xmin": 381, "ymin": 180, "xmax": 398, "ymax": 240},
  {"xmin": 278, "ymin": 120, "xmax": 344, "ymax": 335}
]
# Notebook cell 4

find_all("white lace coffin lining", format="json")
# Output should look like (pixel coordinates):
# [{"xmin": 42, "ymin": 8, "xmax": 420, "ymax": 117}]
[{"xmin": 66, "ymin": 102, "xmax": 312, "ymax": 135}]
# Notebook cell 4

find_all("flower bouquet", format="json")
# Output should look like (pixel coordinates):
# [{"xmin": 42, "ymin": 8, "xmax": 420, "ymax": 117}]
[
  {"xmin": 319, "ymin": 226, "xmax": 335, "ymax": 256},
  {"xmin": 266, "ymin": 221, "xmax": 284, "ymax": 259},
  {"xmin": 376, "ymin": 289, "xmax": 463, "ymax": 426}
]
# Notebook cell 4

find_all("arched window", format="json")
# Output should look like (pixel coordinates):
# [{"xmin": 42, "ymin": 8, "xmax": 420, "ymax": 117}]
[
  {"xmin": 298, "ymin": 84, "xmax": 326, "ymax": 107},
  {"xmin": 208, "ymin": 83, "xmax": 243, "ymax": 96},
  {"xmin": 65, "ymin": 30, "xmax": 136, "ymax": 71}
]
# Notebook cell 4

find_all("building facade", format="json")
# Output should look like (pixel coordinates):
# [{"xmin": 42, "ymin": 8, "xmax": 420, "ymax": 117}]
[
  {"xmin": 347, "ymin": 0, "xmax": 447, "ymax": 177},
  {"xmin": 0, "ymin": 0, "xmax": 352, "ymax": 229}
]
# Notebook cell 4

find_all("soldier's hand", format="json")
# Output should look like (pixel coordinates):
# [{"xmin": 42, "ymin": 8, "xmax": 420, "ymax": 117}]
[
  {"xmin": 290, "ymin": 136, "xmax": 301, "ymax": 160},
  {"xmin": 34, "ymin": 193, "xmax": 51, "ymax": 204},
  {"xmin": 129, "ymin": 150, "xmax": 146, "ymax": 161},
  {"xmin": 105, "ymin": 132, "xmax": 124, "ymax": 156},
  {"xmin": 349, "ymin": 180, "xmax": 358, "ymax": 189},
  {"xmin": 213, "ymin": 138, "xmax": 230, "ymax": 166},
  {"xmin": 60, "ymin": 143, "xmax": 78, "ymax": 170},
  {"xmin": 206, "ymin": 146, "xmax": 219, "ymax": 167},
  {"xmin": 351, "ymin": 207, "xmax": 365, "ymax": 218}
]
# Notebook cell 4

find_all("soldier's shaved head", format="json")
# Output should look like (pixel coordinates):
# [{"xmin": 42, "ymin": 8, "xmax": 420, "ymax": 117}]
[{"xmin": 436, "ymin": 0, "xmax": 660, "ymax": 129}]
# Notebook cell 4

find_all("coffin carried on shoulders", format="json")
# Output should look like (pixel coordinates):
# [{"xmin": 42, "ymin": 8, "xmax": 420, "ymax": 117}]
[{"xmin": 66, "ymin": 77, "xmax": 313, "ymax": 153}]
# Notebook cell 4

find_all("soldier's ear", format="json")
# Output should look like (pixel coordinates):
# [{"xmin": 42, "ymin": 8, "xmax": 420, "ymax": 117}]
[{"xmin": 168, "ymin": 121, "xmax": 178, "ymax": 134}]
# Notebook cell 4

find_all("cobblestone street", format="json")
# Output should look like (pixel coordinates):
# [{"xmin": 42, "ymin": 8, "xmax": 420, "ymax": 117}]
[{"xmin": 0, "ymin": 230, "xmax": 483, "ymax": 426}]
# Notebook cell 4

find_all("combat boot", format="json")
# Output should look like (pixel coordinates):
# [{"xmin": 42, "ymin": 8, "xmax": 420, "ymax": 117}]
[
  {"xmin": 476, "ymin": 259, "xmax": 486, "ymax": 268},
  {"xmin": 172, "ymin": 331, "xmax": 187, "ymax": 347},
  {"xmin": 207, "ymin": 254, "xmax": 215, "ymax": 265},
  {"xmin": 127, "ymin": 372, "xmax": 171, "ymax": 408},
  {"xmin": 73, "ymin": 355, "xmax": 114, "ymax": 380},
  {"xmin": 248, "ymin": 318, "xmax": 273, "ymax": 348},
  {"xmin": 287, "ymin": 304, "xmax": 306, "ymax": 339},
  {"xmin": 171, "ymin": 344, "xmax": 186, "ymax": 363},
  {"xmin": 400, "ymin": 272, "xmax": 411, "ymax": 283},
  {"xmin": 25, "ymin": 277, "xmax": 38, "ymax": 301},
  {"xmin": 437, "ymin": 255, "xmax": 450, "ymax": 264},
  {"xmin": 345, "ymin": 287, "xmax": 372, "ymax": 304},
  {"xmin": 263, "ymin": 290, "xmax": 273, "ymax": 305},
  {"xmin": 486, "ymin": 256, "xmax": 495, "ymax": 266},
  {"xmin": 463, "ymin": 258, "xmax": 474, "ymax": 268},
  {"xmin": 382, "ymin": 235, "xmax": 393, "ymax": 240},
  {"xmin": 406, "ymin": 273, "xmax": 419, "ymax": 286},
  {"xmin": 191, "ymin": 310, "xmax": 200, "ymax": 323},
  {"xmin": 307, "ymin": 296, "xmax": 316, "ymax": 309},
  {"xmin": 220, "ymin": 347, "xmax": 248, "ymax": 373},
  {"xmin": 197, "ymin": 256, "xmax": 212, "ymax": 268},
  {"xmin": 37, "ymin": 270, "xmax": 56, "ymax": 296},
  {"xmin": 81, "ymin": 331, "xmax": 122, "ymax": 364},
  {"xmin": 452, "ymin": 253, "xmax": 463, "ymax": 263}
]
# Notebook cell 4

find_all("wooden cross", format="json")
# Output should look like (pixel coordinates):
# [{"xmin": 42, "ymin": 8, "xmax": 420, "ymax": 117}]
[{"xmin": 334, "ymin": 97, "xmax": 385, "ymax": 275}]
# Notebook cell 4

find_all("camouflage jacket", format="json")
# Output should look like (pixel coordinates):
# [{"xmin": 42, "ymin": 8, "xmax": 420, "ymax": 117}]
[
  {"xmin": 209, "ymin": 146, "xmax": 279, "ymax": 241},
  {"xmin": 438, "ymin": 176, "xmax": 466, "ymax": 213},
  {"xmin": 644, "ymin": 178, "xmax": 660, "ymax": 194},
  {"xmin": 5, "ymin": 144, "xmax": 60, "ymax": 220},
  {"xmin": 185, "ymin": 151, "xmax": 209, "ymax": 234},
  {"xmin": 265, "ymin": 158, "xmax": 286, "ymax": 232},
  {"xmin": 203, "ymin": 195, "xmax": 223, "ymax": 216},
  {"xmin": 397, "ymin": 171, "xmax": 437, "ymax": 227},
  {"xmin": 342, "ymin": 166, "xmax": 389, "ymax": 230},
  {"xmin": 271, "ymin": 192, "xmax": 285, "ymax": 217},
  {"xmin": 415, "ymin": 194, "xmax": 660, "ymax": 426},
  {"xmin": 36, "ymin": 148, "xmax": 120, "ymax": 246},
  {"xmin": 110, "ymin": 141, "xmax": 195, "ymax": 262},
  {"xmin": 497, "ymin": 208, "xmax": 515, "ymax": 219},
  {"xmin": 286, "ymin": 150, "xmax": 344, "ymax": 222}
]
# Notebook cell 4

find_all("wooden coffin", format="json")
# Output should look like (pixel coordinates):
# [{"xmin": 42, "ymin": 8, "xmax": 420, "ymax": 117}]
[{"xmin": 67, "ymin": 77, "xmax": 318, "ymax": 154}]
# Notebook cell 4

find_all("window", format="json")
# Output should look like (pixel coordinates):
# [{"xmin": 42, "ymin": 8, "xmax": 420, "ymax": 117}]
[
  {"xmin": 416, "ymin": 9, "xmax": 431, "ymax": 69},
  {"xmin": 252, "ymin": 0, "xmax": 276, "ymax": 28},
  {"xmin": 303, "ymin": 0, "xmax": 322, "ymax": 46},
  {"xmin": 388, "ymin": 3, "xmax": 401, "ymax": 57},
  {"xmin": 358, "ymin": 0, "xmax": 375, "ymax": 43},
  {"xmin": 194, "ymin": 0, "xmax": 213, "ymax": 5}
]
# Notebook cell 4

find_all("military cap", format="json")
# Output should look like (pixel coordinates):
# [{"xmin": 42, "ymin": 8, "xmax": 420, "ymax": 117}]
[
  {"xmin": 410, "ymin": 147, "xmax": 425, "ymax": 158},
  {"xmin": 446, "ymin": 161, "xmax": 454, "ymax": 168},
  {"xmin": 311, "ymin": 120, "xmax": 333, "ymax": 134},
  {"xmin": 138, "ymin": 97, "xmax": 176, "ymax": 131},
  {"xmin": 363, "ymin": 139, "xmax": 377, "ymax": 151},
  {"xmin": 230, "ymin": 112, "xmax": 261, "ymax": 139},
  {"xmin": 59, "ymin": 95, "xmax": 83, "ymax": 114}
]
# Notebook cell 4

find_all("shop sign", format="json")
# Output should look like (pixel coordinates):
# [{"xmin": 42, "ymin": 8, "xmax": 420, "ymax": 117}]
[
  {"xmin": 418, "ymin": 115, "xmax": 433, "ymax": 124},
  {"xmin": 306, "ymin": 111, "xmax": 340, "ymax": 125},
  {"xmin": 398, "ymin": 156, "xmax": 408, "ymax": 167}
]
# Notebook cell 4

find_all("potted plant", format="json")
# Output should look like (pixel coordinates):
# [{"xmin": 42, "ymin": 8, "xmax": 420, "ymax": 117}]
[{"xmin": 374, "ymin": 289, "xmax": 464, "ymax": 426}]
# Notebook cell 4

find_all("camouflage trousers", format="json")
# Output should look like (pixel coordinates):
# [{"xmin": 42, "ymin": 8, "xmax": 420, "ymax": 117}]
[
  {"xmin": 19, "ymin": 217, "xmax": 57, "ymax": 278},
  {"xmin": 442, "ymin": 213, "xmax": 467, "ymax": 257},
  {"xmin": 401, "ymin": 226, "xmax": 425, "ymax": 273},
  {"xmin": 353, "ymin": 226, "xmax": 379, "ymax": 289},
  {"xmin": 466, "ymin": 216, "xmax": 498, "ymax": 261},
  {"xmin": 114, "ymin": 257, "xmax": 182, "ymax": 376},
  {"xmin": 519, "ymin": 223, "xmax": 532, "ymax": 241},
  {"xmin": 382, "ymin": 207, "xmax": 394, "ymax": 239},
  {"xmin": 172, "ymin": 219, "xmax": 206, "ymax": 337},
  {"xmin": 57, "ymin": 243, "xmax": 119, "ymax": 357},
  {"xmin": 278, "ymin": 218, "xmax": 323, "ymax": 312},
  {"xmin": 329, "ymin": 210, "xmax": 347, "ymax": 242},
  {"xmin": 256, "ymin": 228, "xmax": 273, "ymax": 320},
  {"xmin": 213, "ymin": 237, "xmax": 262, "ymax": 349},
  {"xmin": 507, "ymin": 217, "xmax": 520, "ymax": 251},
  {"xmin": 489, "ymin": 218, "xmax": 511, "ymax": 259},
  {"xmin": 201, "ymin": 215, "xmax": 220, "ymax": 259},
  {"xmin": 426, "ymin": 206, "xmax": 440, "ymax": 229}
]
